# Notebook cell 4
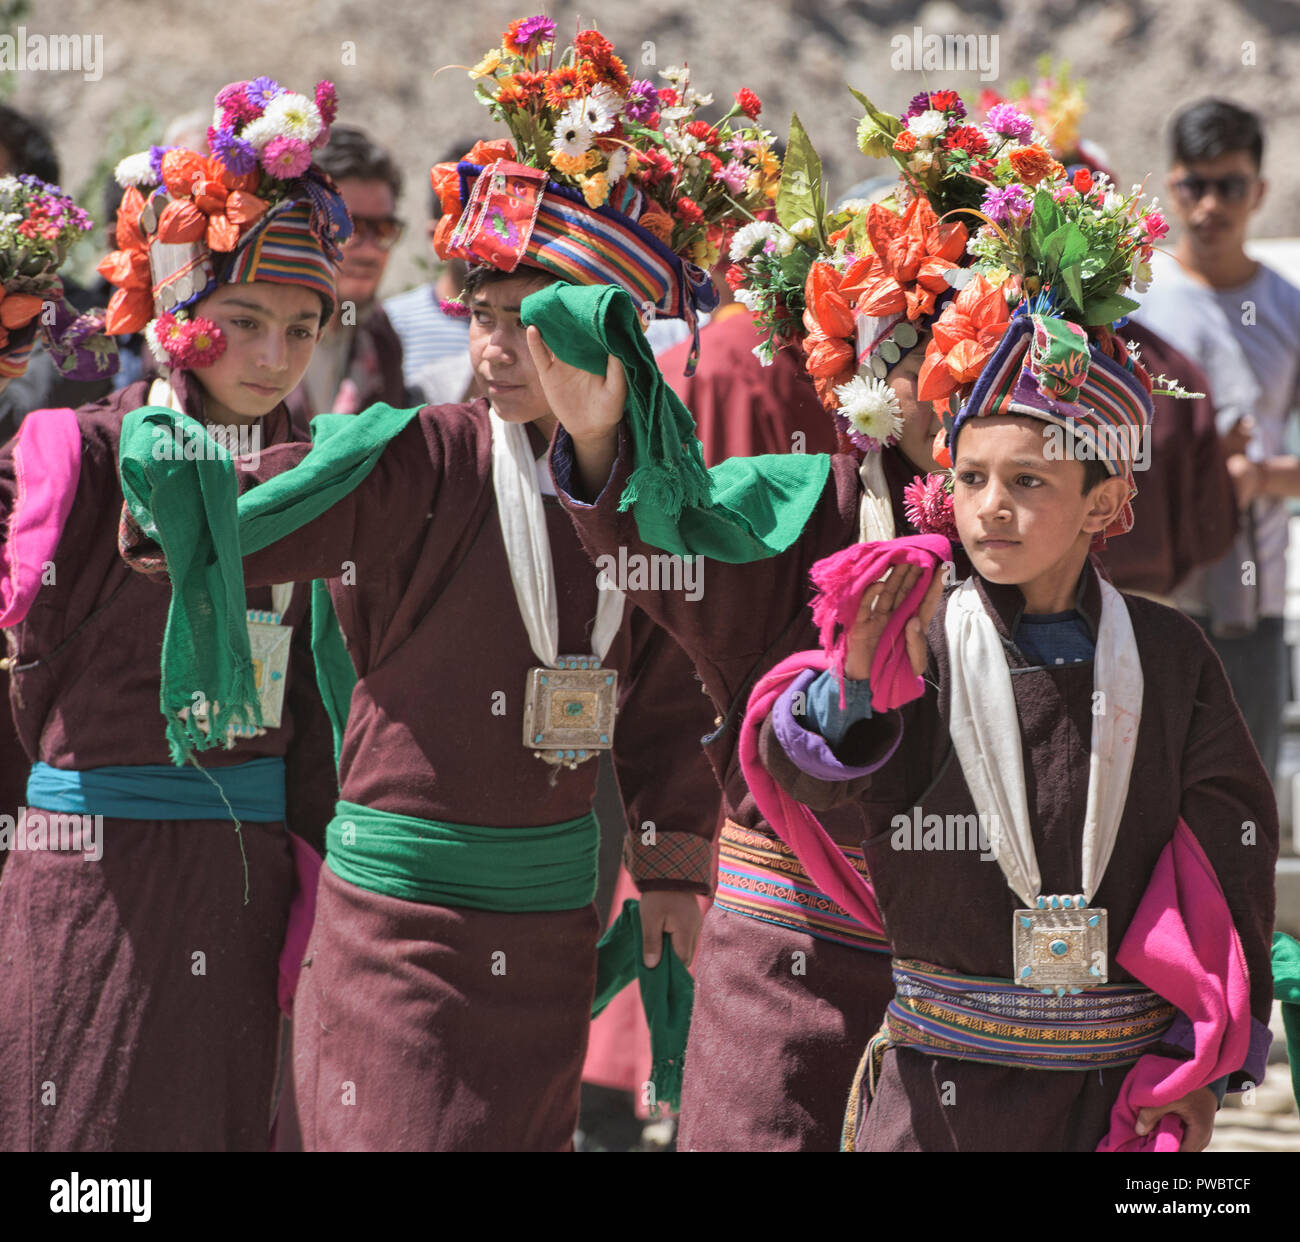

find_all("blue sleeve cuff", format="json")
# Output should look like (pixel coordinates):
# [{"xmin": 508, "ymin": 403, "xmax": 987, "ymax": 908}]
[
  {"xmin": 551, "ymin": 425, "xmax": 620, "ymax": 508},
  {"xmin": 804, "ymin": 668, "xmax": 874, "ymax": 748}
]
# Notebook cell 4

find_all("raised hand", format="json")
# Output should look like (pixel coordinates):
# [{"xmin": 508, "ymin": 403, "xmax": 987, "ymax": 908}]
[
  {"xmin": 843, "ymin": 563, "xmax": 945, "ymax": 682},
  {"xmin": 526, "ymin": 325, "xmax": 626, "ymax": 499}
]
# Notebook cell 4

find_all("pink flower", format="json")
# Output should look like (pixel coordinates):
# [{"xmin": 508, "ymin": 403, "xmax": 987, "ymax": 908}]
[
  {"xmin": 717, "ymin": 159, "xmax": 750, "ymax": 194},
  {"xmin": 179, "ymin": 317, "xmax": 226, "ymax": 368},
  {"xmin": 261, "ymin": 136, "xmax": 312, "ymax": 179},
  {"xmin": 902, "ymin": 473, "xmax": 959, "ymax": 541},
  {"xmin": 314, "ymin": 80, "xmax": 339, "ymax": 127},
  {"xmin": 1143, "ymin": 210, "xmax": 1169, "ymax": 241}
]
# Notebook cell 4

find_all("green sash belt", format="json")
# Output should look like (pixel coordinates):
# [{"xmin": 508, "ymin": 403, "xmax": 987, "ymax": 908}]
[
  {"xmin": 325, "ymin": 798, "xmax": 692, "ymax": 1108},
  {"xmin": 326, "ymin": 800, "xmax": 600, "ymax": 912}
]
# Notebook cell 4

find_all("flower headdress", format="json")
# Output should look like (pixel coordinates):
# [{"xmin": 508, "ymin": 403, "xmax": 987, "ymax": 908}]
[
  {"xmin": 0, "ymin": 175, "xmax": 118, "ymax": 383},
  {"xmin": 99, "ymin": 78, "xmax": 351, "ymax": 372},
  {"xmin": 433, "ymin": 16, "xmax": 777, "ymax": 370}
]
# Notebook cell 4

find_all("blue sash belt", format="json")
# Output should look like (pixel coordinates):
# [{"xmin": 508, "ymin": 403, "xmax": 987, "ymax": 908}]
[{"xmin": 26, "ymin": 757, "xmax": 287, "ymax": 822}]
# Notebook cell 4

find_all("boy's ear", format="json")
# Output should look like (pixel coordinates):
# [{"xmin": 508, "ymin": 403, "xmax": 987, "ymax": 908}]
[{"xmin": 1082, "ymin": 475, "xmax": 1130, "ymax": 534}]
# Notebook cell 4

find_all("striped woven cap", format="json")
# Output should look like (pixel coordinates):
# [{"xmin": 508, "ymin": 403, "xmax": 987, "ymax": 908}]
[
  {"xmin": 950, "ymin": 314, "xmax": 1153, "ymax": 537},
  {"xmin": 455, "ymin": 162, "xmax": 715, "ymax": 323},
  {"xmin": 224, "ymin": 200, "xmax": 340, "ymax": 319}
]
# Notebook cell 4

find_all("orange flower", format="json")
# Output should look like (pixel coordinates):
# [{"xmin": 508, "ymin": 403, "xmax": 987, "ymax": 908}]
[
  {"xmin": 99, "ymin": 188, "xmax": 154, "ymax": 335},
  {"xmin": 0, "ymin": 291, "xmax": 43, "ymax": 330},
  {"xmin": 545, "ymin": 66, "xmax": 586, "ymax": 110},
  {"xmin": 1008, "ymin": 144, "xmax": 1055, "ymax": 187},
  {"xmin": 160, "ymin": 148, "xmax": 210, "ymax": 199},
  {"xmin": 893, "ymin": 131, "xmax": 917, "ymax": 153},
  {"xmin": 852, "ymin": 197, "xmax": 967, "ymax": 323},
  {"xmin": 915, "ymin": 274, "xmax": 1010, "ymax": 401},
  {"xmin": 800, "ymin": 260, "xmax": 859, "ymax": 410}
]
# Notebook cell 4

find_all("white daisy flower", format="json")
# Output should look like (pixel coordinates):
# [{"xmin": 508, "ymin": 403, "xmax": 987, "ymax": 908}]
[
  {"xmin": 906, "ymin": 109, "xmax": 949, "ymax": 141},
  {"xmin": 834, "ymin": 375, "xmax": 904, "ymax": 447},
  {"xmin": 551, "ymin": 117, "xmax": 594, "ymax": 159},
  {"xmin": 729, "ymin": 220, "xmax": 776, "ymax": 260},
  {"xmin": 579, "ymin": 84, "xmax": 621, "ymax": 134},
  {"xmin": 113, "ymin": 152, "xmax": 156, "ymax": 188},
  {"xmin": 261, "ymin": 92, "xmax": 324, "ymax": 143}
]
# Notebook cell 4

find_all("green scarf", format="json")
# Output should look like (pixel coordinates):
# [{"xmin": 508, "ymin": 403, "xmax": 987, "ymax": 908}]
[
  {"xmin": 118, "ymin": 403, "xmax": 421, "ymax": 763},
  {"xmin": 1273, "ymin": 931, "xmax": 1300, "ymax": 1110},
  {"xmin": 520, "ymin": 281, "xmax": 831, "ymax": 563},
  {"xmin": 594, "ymin": 898, "xmax": 694, "ymax": 1112}
]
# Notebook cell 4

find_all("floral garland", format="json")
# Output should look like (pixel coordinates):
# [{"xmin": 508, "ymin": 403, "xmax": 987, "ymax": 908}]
[
  {"xmin": 0, "ymin": 174, "xmax": 93, "ymax": 350},
  {"xmin": 459, "ymin": 15, "xmax": 777, "ymax": 268},
  {"xmin": 101, "ymin": 78, "xmax": 342, "ymax": 358}
]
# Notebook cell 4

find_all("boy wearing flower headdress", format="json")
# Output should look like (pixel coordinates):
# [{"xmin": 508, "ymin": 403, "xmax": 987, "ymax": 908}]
[
  {"xmin": 746, "ymin": 310, "xmax": 1277, "ymax": 1151},
  {"xmin": 537, "ymin": 94, "xmax": 986, "ymax": 1151},
  {"xmin": 114, "ymin": 20, "xmax": 736, "ymax": 1152},
  {"xmin": 0, "ymin": 78, "xmax": 350, "ymax": 1151}
]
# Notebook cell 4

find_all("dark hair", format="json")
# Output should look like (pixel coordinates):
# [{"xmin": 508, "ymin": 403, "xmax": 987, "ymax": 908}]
[
  {"xmin": 462, "ymin": 264, "xmax": 558, "ymax": 301},
  {"xmin": 313, "ymin": 125, "xmax": 402, "ymax": 200},
  {"xmin": 0, "ymin": 103, "xmax": 60, "ymax": 184},
  {"xmin": 1170, "ymin": 98, "xmax": 1263, "ymax": 170}
]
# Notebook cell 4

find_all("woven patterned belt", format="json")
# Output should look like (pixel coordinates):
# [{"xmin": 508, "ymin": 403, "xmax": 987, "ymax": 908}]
[
  {"xmin": 713, "ymin": 818, "xmax": 890, "ymax": 953},
  {"xmin": 878, "ymin": 957, "xmax": 1176, "ymax": 1074}
]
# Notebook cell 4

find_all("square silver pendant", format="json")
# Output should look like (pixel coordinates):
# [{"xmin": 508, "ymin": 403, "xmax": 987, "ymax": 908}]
[
  {"xmin": 1013, "ymin": 901, "xmax": 1108, "ymax": 993},
  {"xmin": 522, "ymin": 657, "xmax": 618, "ymax": 767}
]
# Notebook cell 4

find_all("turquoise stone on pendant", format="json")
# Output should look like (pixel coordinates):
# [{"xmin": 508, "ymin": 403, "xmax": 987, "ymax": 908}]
[
  {"xmin": 565, "ymin": 701, "xmax": 583, "ymax": 717},
  {"xmin": 1049, "ymin": 939, "xmax": 1069, "ymax": 957}
]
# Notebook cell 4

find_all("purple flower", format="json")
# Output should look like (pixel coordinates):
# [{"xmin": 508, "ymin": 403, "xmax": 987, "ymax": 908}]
[
  {"xmin": 246, "ymin": 76, "xmax": 282, "ymax": 108},
  {"xmin": 625, "ymin": 79, "xmax": 660, "ymax": 124},
  {"xmin": 903, "ymin": 91, "xmax": 933, "ymax": 119},
  {"xmin": 509, "ymin": 15, "xmax": 556, "ymax": 52},
  {"xmin": 148, "ymin": 145, "xmax": 175, "ymax": 183},
  {"xmin": 986, "ymin": 103, "xmax": 1034, "ymax": 143},
  {"xmin": 208, "ymin": 126, "xmax": 259, "ymax": 176},
  {"xmin": 981, "ymin": 183, "xmax": 1032, "ymax": 224}
]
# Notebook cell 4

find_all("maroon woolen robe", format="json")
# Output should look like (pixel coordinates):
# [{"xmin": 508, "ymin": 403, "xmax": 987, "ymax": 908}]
[
  {"xmin": 759, "ymin": 565, "xmax": 1278, "ymax": 1152},
  {"xmin": 552, "ymin": 429, "xmax": 943, "ymax": 1150},
  {"xmin": 199, "ymin": 398, "xmax": 720, "ymax": 1151},
  {"xmin": 0, "ymin": 375, "xmax": 334, "ymax": 1152}
]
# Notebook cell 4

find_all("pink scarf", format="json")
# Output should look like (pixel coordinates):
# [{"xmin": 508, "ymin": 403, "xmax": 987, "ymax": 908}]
[
  {"xmin": 0, "ymin": 408, "xmax": 82, "ymax": 627},
  {"xmin": 1098, "ymin": 819, "xmax": 1252, "ymax": 1151},
  {"xmin": 737, "ymin": 536, "xmax": 950, "ymax": 938},
  {"xmin": 279, "ymin": 833, "xmax": 323, "ymax": 1016},
  {"xmin": 809, "ymin": 534, "xmax": 951, "ymax": 709}
]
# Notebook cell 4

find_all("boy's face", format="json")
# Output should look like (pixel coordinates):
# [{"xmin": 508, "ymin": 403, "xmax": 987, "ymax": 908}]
[
  {"xmin": 952, "ymin": 415, "xmax": 1128, "ymax": 593},
  {"xmin": 890, "ymin": 339, "xmax": 945, "ymax": 472},
  {"xmin": 192, "ymin": 283, "xmax": 324, "ymax": 425},
  {"xmin": 1167, "ymin": 149, "xmax": 1264, "ymax": 263},
  {"xmin": 468, "ymin": 273, "xmax": 555, "ymax": 425}
]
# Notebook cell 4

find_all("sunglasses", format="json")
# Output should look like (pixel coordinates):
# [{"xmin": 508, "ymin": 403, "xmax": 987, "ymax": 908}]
[
  {"xmin": 1169, "ymin": 174, "xmax": 1255, "ymax": 205},
  {"xmin": 348, "ymin": 215, "xmax": 406, "ymax": 249}
]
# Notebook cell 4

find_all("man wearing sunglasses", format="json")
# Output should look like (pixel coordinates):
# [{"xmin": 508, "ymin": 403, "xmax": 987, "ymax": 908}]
[
  {"xmin": 287, "ymin": 125, "xmax": 410, "ymax": 426},
  {"xmin": 1136, "ymin": 97, "xmax": 1300, "ymax": 781}
]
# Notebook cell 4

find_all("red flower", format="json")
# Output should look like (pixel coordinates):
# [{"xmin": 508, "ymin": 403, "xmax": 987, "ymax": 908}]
[
  {"xmin": 969, "ymin": 159, "xmax": 996, "ymax": 180},
  {"xmin": 544, "ymin": 66, "xmax": 585, "ymax": 109},
  {"xmin": 1072, "ymin": 167, "xmax": 1093, "ymax": 195},
  {"xmin": 929, "ymin": 90, "xmax": 961, "ymax": 113},
  {"xmin": 674, "ymin": 195, "xmax": 705, "ymax": 225},
  {"xmin": 657, "ymin": 87, "xmax": 679, "ymax": 107},
  {"xmin": 724, "ymin": 264, "xmax": 746, "ymax": 291},
  {"xmin": 893, "ymin": 131, "xmax": 917, "ymax": 153},
  {"xmin": 702, "ymin": 152, "xmax": 723, "ymax": 174},
  {"xmin": 685, "ymin": 120, "xmax": 720, "ymax": 146},
  {"xmin": 735, "ymin": 88, "xmax": 762, "ymax": 119},
  {"xmin": 942, "ymin": 125, "xmax": 990, "ymax": 155},
  {"xmin": 574, "ymin": 29, "xmax": 615, "ymax": 65}
]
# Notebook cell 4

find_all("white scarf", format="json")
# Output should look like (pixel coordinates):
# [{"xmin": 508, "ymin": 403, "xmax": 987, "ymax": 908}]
[
  {"xmin": 944, "ymin": 576, "xmax": 1143, "ymax": 906},
  {"xmin": 489, "ymin": 409, "xmax": 625, "ymax": 665},
  {"xmin": 857, "ymin": 452, "xmax": 896, "ymax": 544}
]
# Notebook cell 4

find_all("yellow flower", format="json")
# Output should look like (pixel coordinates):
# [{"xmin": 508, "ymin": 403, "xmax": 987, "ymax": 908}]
[
  {"xmin": 469, "ymin": 48, "xmax": 504, "ymax": 79},
  {"xmin": 581, "ymin": 172, "xmax": 611, "ymax": 208},
  {"xmin": 691, "ymin": 237, "xmax": 720, "ymax": 268},
  {"xmin": 752, "ymin": 145, "xmax": 780, "ymax": 179},
  {"xmin": 550, "ymin": 149, "xmax": 600, "ymax": 176}
]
